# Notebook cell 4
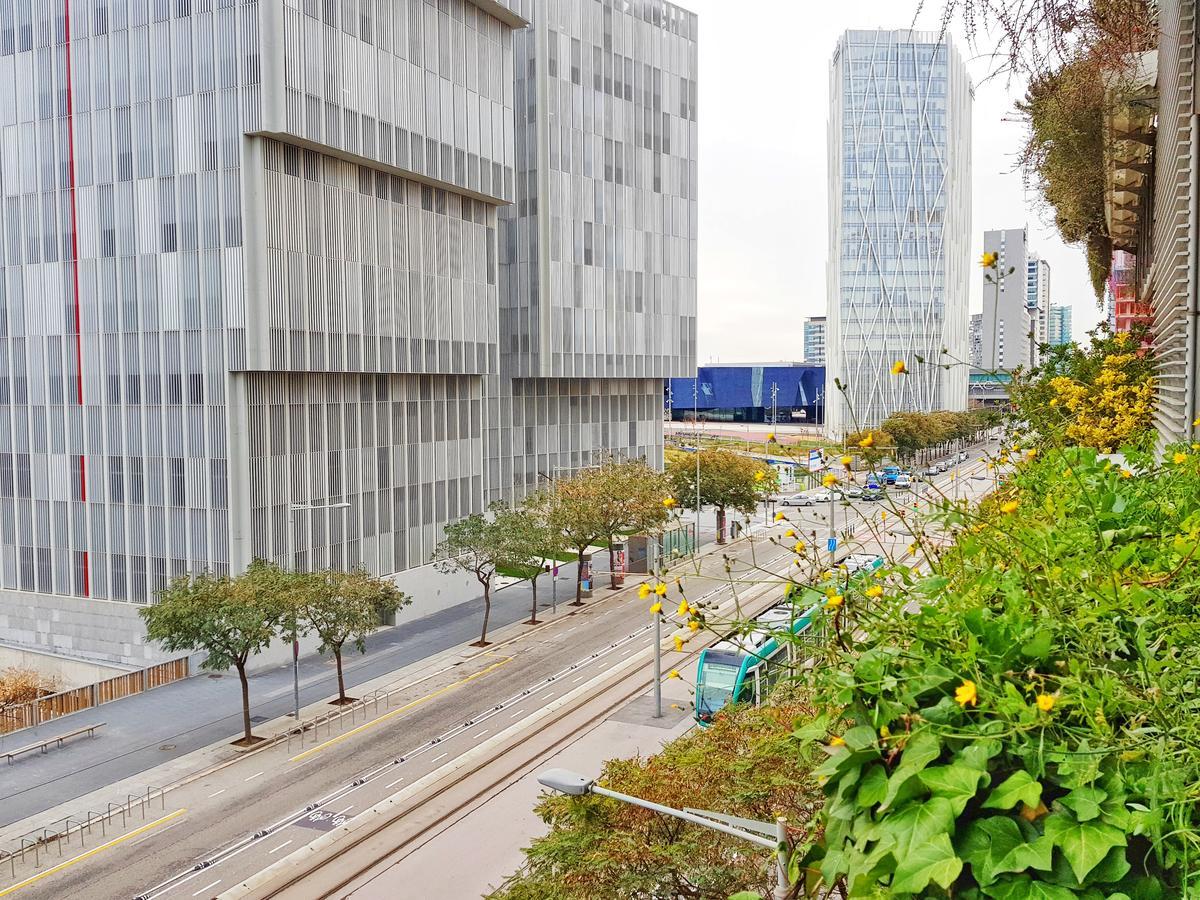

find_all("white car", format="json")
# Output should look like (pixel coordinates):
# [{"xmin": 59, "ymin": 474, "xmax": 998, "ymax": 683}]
[
  {"xmin": 808, "ymin": 490, "xmax": 833, "ymax": 503},
  {"xmin": 894, "ymin": 473, "xmax": 912, "ymax": 488},
  {"xmin": 780, "ymin": 494, "xmax": 815, "ymax": 507}
]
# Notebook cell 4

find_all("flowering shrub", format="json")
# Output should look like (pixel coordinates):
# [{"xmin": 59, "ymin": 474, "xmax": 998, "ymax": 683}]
[{"xmin": 795, "ymin": 446, "xmax": 1200, "ymax": 896}]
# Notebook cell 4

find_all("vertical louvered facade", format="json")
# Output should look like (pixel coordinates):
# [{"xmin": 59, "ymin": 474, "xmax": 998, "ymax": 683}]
[{"xmin": 0, "ymin": 0, "xmax": 528, "ymax": 664}]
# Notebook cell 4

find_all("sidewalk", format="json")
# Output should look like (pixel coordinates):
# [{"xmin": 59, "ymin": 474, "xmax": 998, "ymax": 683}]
[{"xmin": 0, "ymin": 511, "xmax": 728, "ymax": 829}]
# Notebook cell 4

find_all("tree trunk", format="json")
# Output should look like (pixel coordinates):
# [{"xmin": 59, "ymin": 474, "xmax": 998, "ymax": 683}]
[
  {"xmin": 528, "ymin": 573, "xmax": 539, "ymax": 625},
  {"xmin": 479, "ymin": 582, "xmax": 493, "ymax": 644},
  {"xmin": 236, "ymin": 660, "xmax": 253, "ymax": 744},
  {"xmin": 334, "ymin": 644, "xmax": 347, "ymax": 703},
  {"xmin": 571, "ymin": 548, "xmax": 586, "ymax": 606},
  {"xmin": 716, "ymin": 507, "xmax": 727, "ymax": 544}
]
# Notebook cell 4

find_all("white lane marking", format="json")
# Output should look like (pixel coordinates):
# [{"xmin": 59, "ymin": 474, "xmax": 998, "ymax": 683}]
[
  {"xmin": 510, "ymin": 709, "xmax": 525, "ymax": 718},
  {"xmin": 475, "ymin": 729, "xmax": 489, "ymax": 738},
  {"xmin": 571, "ymin": 675, "xmax": 585, "ymax": 683},
  {"xmin": 430, "ymin": 752, "xmax": 448, "ymax": 763},
  {"xmin": 207, "ymin": 789, "xmax": 226, "ymax": 798},
  {"xmin": 563, "ymin": 627, "xmax": 576, "ymax": 633},
  {"xmin": 244, "ymin": 771, "xmax": 263, "ymax": 782},
  {"xmin": 192, "ymin": 879, "xmax": 222, "ymax": 896},
  {"xmin": 268, "ymin": 840, "xmax": 293, "ymax": 855},
  {"xmin": 386, "ymin": 777, "xmax": 406, "ymax": 789},
  {"xmin": 336, "ymin": 805, "xmax": 354, "ymax": 814}
]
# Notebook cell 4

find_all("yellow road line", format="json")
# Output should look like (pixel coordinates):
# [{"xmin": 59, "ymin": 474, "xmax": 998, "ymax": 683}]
[
  {"xmin": 289, "ymin": 657, "xmax": 513, "ymax": 763},
  {"xmin": 0, "ymin": 808, "xmax": 187, "ymax": 898}
]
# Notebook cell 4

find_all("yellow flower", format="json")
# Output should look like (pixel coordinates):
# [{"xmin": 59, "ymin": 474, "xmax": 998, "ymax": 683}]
[
  {"xmin": 677, "ymin": 599, "xmax": 689, "ymax": 616},
  {"xmin": 955, "ymin": 680, "xmax": 978, "ymax": 707},
  {"xmin": 755, "ymin": 469, "xmax": 766, "ymax": 482},
  {"xmin": 667, "ymin": 669, "xmax": 680, "ymax": 679},
  {"xmin": 1025, "ymin": 449, "xmax": 1037, "ymax": 460},
  {"xmin": 1174, "ymin": 452, "xmax": 1188, "ymax": 465},
  {"xmin": 859, "ymin": 432, "xmax": 875, "ymax": 449},
  {"xmin": 865, "ymin": 584, "xmax": 883, "ymax": 599},
  {"xmin": 907, "ymin": 542, "xmax": 918, "ymax": 556},
  {"xmin": 637, "ymin": 583, "xmax": 651, "ymax": 600},
  {"xmin": 655, "ymin": 582, "xmax": 668, "ymax": 596},
  {"xmin": 822, "ymin": 473, "xmax": 839, "ymax": 488},
  {"xmin": 766, "ymin": 432, "xmax": 775, "ymax": 442},
  {"xmin": 980, "ymin": 251, "xmax": 998, "ymax": 268},
  {"xmin": 826, "ymin": 594, "xmax": 844, "ymax": 609},
  {"xmin": 879, "ymin": 725, "xmax": 891, "ymax": 738},
  {"xmin": 880, "ymin": 510, "xmax": 887, "ymax": 520},
  {"xmin": 1121, "ymin": 469, "xmax": 1133, "ymax": 479},
  {"xmin": 688, "ymin": 620, "xmax": 699, "ymax": 632},
  {"xmin": 840, "ymin": 455, "xmax": 853, "ymax": 467},
  {"xmin": 1193, "ymin": 443, "xmax": 1200, "ymax": 451},
  {"xmin": 1194, "ymin": 417, "xmax": 1200, "ymax": 427},
  {"xmin": 1063, "ymin": 469, "xmax": 1072, "ymax": 478},
  {"xmin": 784, "ymin": 529, "xmax": 796, "ymax": 538},
  {"xmin": 891, "ymin": 359, "xmax": 907, "ymax": 376},
  {"xmin": 1000, "ymin": 500, "xmax": 1019, "ymax": 514},
  {"xmin": 662, "ymin": 496, "xmax": 676, "ymax": 508},
  {"xmin": 673, "ymin": 635, "xmax": 684, "ymax": 652},
  {"xmin": 828, "ymin": 736, "xmax": 846, "ymax": 748},
  {"xmin": 793, "ymin": 541, "xmax": 806, "ymax": 554},
  {"xmin": 1035, "ymin": 693, "xmax": 1056, "ymax": 712},
  {"xmin": 774, "ymin": 511, "xmax": 785, "ymax": 522}
]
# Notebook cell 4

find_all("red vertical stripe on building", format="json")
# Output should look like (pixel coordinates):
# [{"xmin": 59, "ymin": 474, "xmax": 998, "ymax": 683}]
[{"xmin": 64, "ymin": 1, "xmax": 89, "ymax": 596}]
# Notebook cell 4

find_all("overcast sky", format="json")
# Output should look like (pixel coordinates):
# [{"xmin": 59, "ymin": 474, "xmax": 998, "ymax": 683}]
[{"xmin": 683, "ymin": 0, "xmax": 1106, "ymax": 364}]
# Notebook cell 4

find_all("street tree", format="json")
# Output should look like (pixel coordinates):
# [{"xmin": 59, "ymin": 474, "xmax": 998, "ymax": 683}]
[
  {"xmin": 667, "ymin": 449, "xmax": 775, "ymax": 543},
  {"xmin": 141, "ymin": 560, "xmax": 291, "ymax": 744},
  {"xmin": 547, "ymin": 470, "xmax": 610, "ymax": 605},
  {"xmin": 0, "ymin": 667, "xmax": 57, "ymax": 727},
  {"xmin": 595, "ymin": 457, "xmax": 671, "ymax": 588},
  {"xmin": 502, "ymin": 495, "xmax": 565, "ymax": 624},
  {"xmin": 294, "ymin": 568, "xmax": 409, "ymax": 704},
  {"xmin": 433, "ymin": 502, "xmax": 522, "ymax": 645}
]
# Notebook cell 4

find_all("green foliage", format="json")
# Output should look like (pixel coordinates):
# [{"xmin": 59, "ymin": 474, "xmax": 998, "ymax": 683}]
[
  {"xmin": 292, "ymin": 568, "xmax": 409, "ymax": 702},
  {"xmin": 488, "ymin": 697, "xmax": 824, "ymax": 900},
  {"xmin": 799, "ymin": 445, "xmax": 1200, "ymax": 896},
  {"xmin": 668, "ymin": 449, "xmax": 777, "ymax": 518},
  {"xmin": 141, "ymin": 559, "xmax": 292, "ymax": 742}
]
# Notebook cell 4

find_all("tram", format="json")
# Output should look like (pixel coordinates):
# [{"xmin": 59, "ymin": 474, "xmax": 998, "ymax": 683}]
[{"xmin": 693, "ymin": 554, "xmax": 884, "ymax": 726}]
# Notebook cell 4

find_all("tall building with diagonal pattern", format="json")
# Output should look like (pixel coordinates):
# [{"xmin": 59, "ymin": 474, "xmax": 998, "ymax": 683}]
[{"xmin": 825, "ymin": 30, "xmax": 972, "ymax": 437}]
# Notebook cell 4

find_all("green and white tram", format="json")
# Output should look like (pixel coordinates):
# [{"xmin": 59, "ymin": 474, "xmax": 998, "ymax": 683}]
[{"xmin": 693, "ymin": 554, "xmax": 884, "ymax": 727}]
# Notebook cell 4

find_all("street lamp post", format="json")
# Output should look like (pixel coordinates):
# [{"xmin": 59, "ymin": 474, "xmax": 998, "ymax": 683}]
[
  {"xmin": 538, "ymin": 769, "xmax": 792, "ymax": 900},
  {"xmin": 287, "ymin": 499, "xmax": 351, "ymax": 720}
]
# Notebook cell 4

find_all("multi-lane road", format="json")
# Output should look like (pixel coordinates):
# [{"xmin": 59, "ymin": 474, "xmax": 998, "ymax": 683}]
[{"xmin": 0, "ymin": 443, "xmax": 999, "ymax": 900}]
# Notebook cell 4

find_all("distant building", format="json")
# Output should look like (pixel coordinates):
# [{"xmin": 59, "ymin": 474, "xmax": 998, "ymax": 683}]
[
  {"xmin": 981, "ymin": 228, "xmax": 1032, "ymax": 371},
  {"xmin": 1047, "ymin": 305, "xmax": 1073, "ymax": 346},
  {"xmin": 826, "ymin": 30, "xmax": 973, "ymax": 436},
  {"xmin": 1110, "ymin": 250, "xmax": 1153, "ymax": 333},
  {"xmin": 1026, "ymin": 253, "xmax": 1051, "ymax": 363},
  {"xmin": 666, "ymin": 365, "xmax": 826, "ymax": 425},
  {"xmin": 803, "ymin": 317, "xmax": 827, "ymax": 364},
  {"xmin": 969, "ymin": 313, "xmax": 984, "ymax": 367}
]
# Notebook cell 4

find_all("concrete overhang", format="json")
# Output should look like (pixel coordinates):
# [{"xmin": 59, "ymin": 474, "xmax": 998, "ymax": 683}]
[
  {"xmin": 1103, "ymin": 50, "xmax": 1158, "ymax": 253},
  {"xmin": 470, "ymin": 0, "xmax": 529, "ymax": 29}
]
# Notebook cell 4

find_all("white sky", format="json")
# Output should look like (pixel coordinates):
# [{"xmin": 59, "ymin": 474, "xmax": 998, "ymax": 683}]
[{"xmin": 683, "ymin": 0, "xmax": 1107, "ymax": 363}]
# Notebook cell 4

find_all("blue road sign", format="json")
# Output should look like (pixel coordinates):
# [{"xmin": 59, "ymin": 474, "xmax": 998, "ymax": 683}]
[{"xmin": 827, "ymin": 537, "xmax": 837, "ymax": 553}]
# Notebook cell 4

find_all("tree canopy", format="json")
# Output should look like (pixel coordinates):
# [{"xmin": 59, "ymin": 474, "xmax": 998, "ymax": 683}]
[{"xmin": 433, "ymin": 502, "xmax": 523, "ymax": 644}]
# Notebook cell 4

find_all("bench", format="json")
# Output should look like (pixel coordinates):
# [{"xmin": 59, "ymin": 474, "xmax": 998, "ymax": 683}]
[{"xmin": 4, "ymin": 722, "xmax": 105, "ymax": 764}]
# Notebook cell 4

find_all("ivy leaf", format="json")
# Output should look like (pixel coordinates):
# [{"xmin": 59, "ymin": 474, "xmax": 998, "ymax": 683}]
[
  {"xmin": 1059, "ymin": 786, "xmax": 1107, "ymax": 823},
  {"xmin": 983, "ymin": 771, "xmax": 1044, "ymax": 811},
  {"xmin": 879, "ymin": 729, "xmax": 941, "ymax": 811},
  {"xmin": 1020, "ymin": 630, "xmax": 1053, "ymax": 659},
  {"xmin": 793, "ymin": 714, "xmax": 829, "ymax": 745},
  {"xmin": 856, "ymin": 764, "xmax": 888, "ymax": 808},
  {"xmin": 919, "ymin": 764, "xmax": 987, "ymax": 815},
  {"xmin": 1043, "ymin": 813, "xmax": 1127, "ymax": 884},
  {"xmin": 960, "ymin": 816, "xmax": 1025, "ymax": 886},
  {"xmin": 958, "ymin": 738, "xmax": 1003, "ymax": 771},
  {"xmin": 890, "ymin": 833, "xmax": 963, "ymax": 893},
  {"xmin": 881, "ymin": 796, "xmax": 955, "ymax": 860},
  {"xmin": 982, "ymin": 875, "xmax": 1081, "ymax": 899}
]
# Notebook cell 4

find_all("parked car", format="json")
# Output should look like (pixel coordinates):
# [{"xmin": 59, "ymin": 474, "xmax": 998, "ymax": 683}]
[
  {"xmin": 861, "ymin": 489, "xmax": 884, "ymax": 502},
  {"xmin": 843, "ymin": 486, "xmax": 863, "ymax": 499},
  {"xmin": 957, "ymin": 451, "xmax": 969, "ymax": 463},
  {"xmin": 923, "ymin": 466, "xmax": 940, "ymax": 477},
  {"xmin": 935, "ymin": 462, "xmax": 949, "ymax": 473},
  {"xmin": 780, "ymin": 493, "xmax": 815, "ymax": 507},
  {"xmin": 894, "ymin": 473, "xmax": 912, "ymax": 488},
  {"xmin": 809, "ymin": 490, "xmax": 833, "ymax": 503}
]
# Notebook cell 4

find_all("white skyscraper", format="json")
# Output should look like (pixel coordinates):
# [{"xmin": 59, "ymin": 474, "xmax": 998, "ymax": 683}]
[
  {"xmin": 826, "ymin": 30, "xmax": 973, "ymax": 437},
  {"xmin": 981, "ymin": 228, "xmax": 1030, "ymax": 371},
  {"xmin": 1026, "ymin": 253, "xmax": 1052, "ymax": 365}
]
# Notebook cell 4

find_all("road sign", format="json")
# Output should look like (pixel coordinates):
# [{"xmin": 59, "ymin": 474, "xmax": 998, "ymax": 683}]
[
  {"xmin": 297, "ymin": 809, "xmax": 353, "ymax": 832},
  {"xmin": 827, "ymin": 537, "xmax": 837, "ymax": 553},
  {"xmin": 807, "ymin": 449, "xmax": 823, "ymax": 472}
]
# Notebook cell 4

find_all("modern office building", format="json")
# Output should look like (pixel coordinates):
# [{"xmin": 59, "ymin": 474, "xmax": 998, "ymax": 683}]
[
  {"xmin": 666, "ymin": 364, "xmax": 825, "ymax": 425},
  {"xmin": 2, "ymin": 0, "xmax": 697, "ymax": 667},
  {"xmin": 1026, "ymin": 253, "xmax": 1051, "ymax": 363},
  {"xmin": 826, "ymin": 29, "xmax": 972, "ymax": 437},
  {"xmin": 803, "ymin": 316, "xmax": 827, "ymax": 364},
  {"xmin": 500, "ymin": 0, "xmax": 698, "ymax": 498},
  {"xmin": 1047, "ymin": 304, "xmax": 1073, "ymax": 346},
  {"xmin": 980, "ymin": 228, "xmax": 1032, "ymax": 370},
  {"xmin": 968, "ymin": 313, "xmax": 984, "ymax": 367}
]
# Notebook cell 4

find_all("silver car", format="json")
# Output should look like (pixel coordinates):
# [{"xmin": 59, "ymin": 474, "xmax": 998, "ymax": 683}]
[{"xmin": 780, "ymin": 493, "xmax": 815, "ymax": 507}]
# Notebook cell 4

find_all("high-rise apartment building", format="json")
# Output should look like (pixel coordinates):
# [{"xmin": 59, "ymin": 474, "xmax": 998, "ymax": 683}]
[
  {"xmin": 803, "ymin": 317, "xmax": 827, "ymax": 364},
  {"xmin": 980, "ymin": 228, "xmax": 1031, "ymax": 370},
  {"xmin": 500, "ymin": 0, "xmax": 698, "ymax": 498},
  {"xmin": 1026, "ymin": 253, "xmax": 1050, "ymax": 363},
  {"xmin": 826, "ymin": 30, "xmax": 972, "ymax": 436},
  {"xmin": 3, "ymin": 0, "xmax": 697, "ymax": 666},
  {"xmin": 1047, "ymin": 305, "xmax": 1073, "ymax": 346},
  {"xmin": 968, "ymin": 313, "xmax": 983, "ymax": 367}
]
